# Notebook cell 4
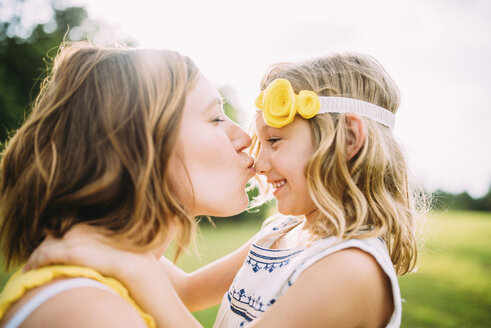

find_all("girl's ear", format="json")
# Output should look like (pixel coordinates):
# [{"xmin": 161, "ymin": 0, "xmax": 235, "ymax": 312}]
[{"xmin": 344, "ymin": 113, "xmax": 366, "ymax": 160}]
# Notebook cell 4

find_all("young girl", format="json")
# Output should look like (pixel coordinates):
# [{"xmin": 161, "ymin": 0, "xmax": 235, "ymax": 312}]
[{"xmin": 21, "ymin": 52, "xmax": 421, "ymax": 327}]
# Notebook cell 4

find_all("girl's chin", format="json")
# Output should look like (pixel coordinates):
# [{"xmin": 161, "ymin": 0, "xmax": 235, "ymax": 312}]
[{"xmin": 276, "ymin": 205, "xmax": 301, "ymax": 216}]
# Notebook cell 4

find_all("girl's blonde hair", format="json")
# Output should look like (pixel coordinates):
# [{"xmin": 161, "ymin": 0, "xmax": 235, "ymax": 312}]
[
  {"xmin": 0, "ymin": 42, "xmax": 200, "ymax": 270},
  {"xmin": 252, "ymin": 53, "xmax": 423, "ymax": 275}
]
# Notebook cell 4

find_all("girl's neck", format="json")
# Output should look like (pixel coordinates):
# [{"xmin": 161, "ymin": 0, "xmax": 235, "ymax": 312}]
[
  {"xmin": 271, "ymin": 218, "xmax": 313, "ymax": 250},
  {"xmin": 303, "ymin": 209, "xmax": 321, "ymax": 231}
]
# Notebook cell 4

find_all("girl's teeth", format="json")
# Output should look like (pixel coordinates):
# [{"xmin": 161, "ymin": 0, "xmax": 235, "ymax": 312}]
[{"xmin": 272, "ymin": 180, "xmax": 286, "ymax": 189}]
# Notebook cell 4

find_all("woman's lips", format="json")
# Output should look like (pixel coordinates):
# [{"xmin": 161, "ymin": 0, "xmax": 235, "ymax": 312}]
[
  {"xmin": 247, "ymin": 166, "xmax": 256, "ymax": 180},
  {"xmin": 245, "ymin": 156, "xmax": 255, "ymax": 180}
]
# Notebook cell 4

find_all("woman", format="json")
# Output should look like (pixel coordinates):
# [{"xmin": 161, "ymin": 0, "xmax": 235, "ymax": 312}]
[{"xmin": 0, "ymin": 41, "xmax": 255, "ymax": 327}]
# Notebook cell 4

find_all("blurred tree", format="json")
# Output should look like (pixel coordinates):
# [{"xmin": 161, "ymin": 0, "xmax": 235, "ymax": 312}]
[
  {"xmin": 0, "ymin": 0, "xmax": 134, "ymax": 144},
  {"xmin": 218, "ymin": 85, "xmax": 241, "ymax": 124},
  {"xmin": 432, "ymin": 186, "xmax": 491, "ymax": 212},
  {"xmin": 472, "ymin": 185, "xmax": 491, "ymax": 212}
]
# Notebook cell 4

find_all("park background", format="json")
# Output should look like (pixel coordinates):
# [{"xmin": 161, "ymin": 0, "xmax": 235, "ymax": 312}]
[{"xmin": 0, "ymin": 0, "xmax": 490, "ymax": 326}]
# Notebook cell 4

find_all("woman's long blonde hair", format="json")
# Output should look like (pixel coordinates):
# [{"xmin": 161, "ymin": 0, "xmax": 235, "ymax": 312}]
[
  {"xmin": 0, "ymin": 42, "xmax": 200, "ymax": 270},
  {"xmin": 252, "ymin": 53, "xmax": 424, "ymax": 275}
]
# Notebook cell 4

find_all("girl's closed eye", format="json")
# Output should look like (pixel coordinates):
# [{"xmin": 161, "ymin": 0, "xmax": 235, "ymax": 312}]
[{"xmin": 266, "ymin": 137, "xmax": 281, "ymax": 144}]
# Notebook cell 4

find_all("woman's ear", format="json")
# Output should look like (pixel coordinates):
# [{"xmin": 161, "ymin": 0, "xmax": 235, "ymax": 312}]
[{"xmin": 344, "ymin": 113, "xmax": 366, "ymax": 160}]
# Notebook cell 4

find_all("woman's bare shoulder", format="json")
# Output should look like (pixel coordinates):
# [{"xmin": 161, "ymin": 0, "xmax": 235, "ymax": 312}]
[{"xmin": 2, "ymin": 280, "xmax": 148, "ymax": 328}]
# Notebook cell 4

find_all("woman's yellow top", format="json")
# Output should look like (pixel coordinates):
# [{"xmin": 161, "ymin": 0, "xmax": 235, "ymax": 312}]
[{"xmin": 0, "ymin": 265, "xmax": 155, "ymax": 327}]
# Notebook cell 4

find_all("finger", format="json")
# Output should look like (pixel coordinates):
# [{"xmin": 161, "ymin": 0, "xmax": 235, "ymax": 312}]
[
  {"xmin": 23, "ymin": 237, "xmax": 58, "ymax": 271},
  {"xmin": 24, "ymin": 241, "xmax": 61, "ymax": 271},
  {"xmin": 24, "ymin": 247, "xmax": 47, "ymax": 272},
  {"xmin": 44, "ymin": 234, "xmax": 55, "ymax": 241}
]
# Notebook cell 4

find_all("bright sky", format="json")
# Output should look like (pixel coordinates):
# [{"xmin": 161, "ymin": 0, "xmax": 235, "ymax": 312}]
[{"xmin": 12, "ymin": 0, "xmax": 491, "ymax": 196}]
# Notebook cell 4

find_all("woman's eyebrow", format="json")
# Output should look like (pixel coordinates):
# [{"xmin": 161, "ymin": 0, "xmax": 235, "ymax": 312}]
[{"xmin": 203, "ymin": 97, "xmax": 223, "ymax": 113}]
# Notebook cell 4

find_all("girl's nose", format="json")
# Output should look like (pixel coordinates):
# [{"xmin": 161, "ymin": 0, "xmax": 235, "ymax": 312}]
[{"xmin": 254, "ymin": 147, "xmax": 271, "ymax": 175}]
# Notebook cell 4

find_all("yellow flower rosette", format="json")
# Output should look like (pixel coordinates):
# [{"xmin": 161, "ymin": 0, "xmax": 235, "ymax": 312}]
[
  {"xmin": 260, "ymin": 79, "xmax": 297, "ymax": 128},
  {"xmin": 255, "ymin": 91, "xmax": 264, "ymax": 110},
  {"xmin": 256, "ymin": 79, "xmax": 321, "ymax": 128},
  {"xmin": 296, "ymin": 90, "xmax": 320, "ymax": 119}
]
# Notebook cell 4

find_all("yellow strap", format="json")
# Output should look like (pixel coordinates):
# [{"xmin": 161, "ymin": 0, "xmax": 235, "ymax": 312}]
[{"xmin": 0, "ymin": 265, "xmax": 155, "ymax": 327}]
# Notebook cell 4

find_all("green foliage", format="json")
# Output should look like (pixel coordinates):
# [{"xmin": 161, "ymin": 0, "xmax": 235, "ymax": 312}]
[
  {"xmin": 0, "ymin": 3, "xmax": 89, "ymax": 142},
  {"xmin": 433, "ymin": 186, "xmax": 491, "ymax": 212},
  {"xmin": 0, "ymin": 1, "xmax": 134, "ymax": 145}
]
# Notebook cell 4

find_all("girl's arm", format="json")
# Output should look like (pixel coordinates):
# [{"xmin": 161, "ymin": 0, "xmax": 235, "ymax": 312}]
[
  {"xmin": 158, "ymin": 237, "xmax": 253, "ymax": 312},
  {"xmin": 24, "ymin": 224, "xmax": 255, "ymax": 312}
]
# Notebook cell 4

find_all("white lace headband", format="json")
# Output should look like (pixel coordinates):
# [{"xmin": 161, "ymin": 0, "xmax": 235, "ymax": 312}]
[
  {"xmin": 317, "ymin": 97, "xmax": 395, "ymax": 129},
  {"xmin": 255, "ymin": 78, "xmax": 396, "ymax": 129}
]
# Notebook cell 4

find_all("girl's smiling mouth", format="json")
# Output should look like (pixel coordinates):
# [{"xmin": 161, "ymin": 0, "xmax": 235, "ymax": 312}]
[{"xmin": 271, "ymin": 179, "xmax": 287, "ymax": 193}]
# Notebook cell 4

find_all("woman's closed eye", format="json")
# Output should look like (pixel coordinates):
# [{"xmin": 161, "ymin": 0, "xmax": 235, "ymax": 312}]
[{"xmin": 212, "ymin": 116, "xmax": 225, "ymax": 123}]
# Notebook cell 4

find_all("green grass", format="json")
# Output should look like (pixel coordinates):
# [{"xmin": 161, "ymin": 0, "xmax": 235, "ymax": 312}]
[
  {"xmin": 1, "ymin": 211, "xmax": 490, "ymax": 327},
  {"xmin": 398, "ymin": 211, "xmax": 491, "ymax": 327}
]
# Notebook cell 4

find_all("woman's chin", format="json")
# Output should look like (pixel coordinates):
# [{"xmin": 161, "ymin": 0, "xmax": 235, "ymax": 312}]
[
  {"xmin": 192, "ymin": 191, "xmax": 250, "ymax": 218},
  {"xmin": 212, "ymin": 200, "xmax": 249, "ymax": 218}
]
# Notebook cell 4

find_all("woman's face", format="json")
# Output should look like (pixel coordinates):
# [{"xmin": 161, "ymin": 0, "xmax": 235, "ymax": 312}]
[{"xmin": 171, "ymin": 75, "xmax": 255, "ymax": 217}]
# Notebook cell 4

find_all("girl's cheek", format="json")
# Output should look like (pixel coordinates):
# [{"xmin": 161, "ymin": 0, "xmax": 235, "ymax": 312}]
[{"xmin": 270, "ymin": 152, "xmax": 281, "ymax": 170}]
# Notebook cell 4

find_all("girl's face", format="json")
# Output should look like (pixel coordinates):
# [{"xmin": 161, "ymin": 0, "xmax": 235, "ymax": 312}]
[
  {"xmin": 254, "ymin": 114, "xmax": 317, "ymax": 216},
  {"xmin": 171, "ymin": 75, "xmax": 255, "ymax": 217}
]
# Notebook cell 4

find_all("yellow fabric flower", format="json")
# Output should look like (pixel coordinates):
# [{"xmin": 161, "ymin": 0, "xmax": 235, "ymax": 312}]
[
  {"xmin": 255, "ymin": 91, "xmax": 264, "ymax": 110},
  {"xmin": 297, "ymin": 90, "xmax": 320, "ymax": 119},
  {"xmin": 262, "ymin": 79, "xmax": 297, "ymax": 128},
  {"xmin": 258, "ymin": 79, "xmax": 321, "ymax": 128}
]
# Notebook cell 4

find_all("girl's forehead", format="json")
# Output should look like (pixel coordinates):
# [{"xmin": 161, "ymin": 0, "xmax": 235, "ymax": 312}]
[
  {"xmin": 255, "ymin": 112, "xmax": 293, "ymax": 135},
  {"xmin": 254, "ymin": 112, "xmax": 265, "ymax": 127},
  {"xmin": 254, "ymin": 113, "xmax": 274, "ymax": 136}
]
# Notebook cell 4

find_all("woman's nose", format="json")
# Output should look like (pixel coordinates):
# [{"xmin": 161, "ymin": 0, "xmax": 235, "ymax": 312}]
[{"xmin": 231, "ymin": 123, "xmax": 252, "ymax": 152}]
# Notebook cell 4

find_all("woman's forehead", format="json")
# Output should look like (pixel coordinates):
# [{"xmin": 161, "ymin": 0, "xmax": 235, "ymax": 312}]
[{"xmin": 185, "ymin": 75, "xmax": 221, "ymax": 114}]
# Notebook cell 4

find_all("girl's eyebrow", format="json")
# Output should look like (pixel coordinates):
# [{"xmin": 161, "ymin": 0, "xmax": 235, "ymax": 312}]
[{"xmin": 261, "ymin": 125, "xmax": 280, "ymax": 134}]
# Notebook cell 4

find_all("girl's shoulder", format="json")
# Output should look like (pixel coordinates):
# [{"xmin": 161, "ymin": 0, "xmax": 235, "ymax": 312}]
[
  {"xmin": 283, "ymin": 246, "xmax": 396, "ymax": 327},
  {"xmin": 299, "ymin": 236, "xmax": 395, "ymax": 278},
  {"xmin": 288, "ymin": 236, "xmax": 402, "ymax": 327}
]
